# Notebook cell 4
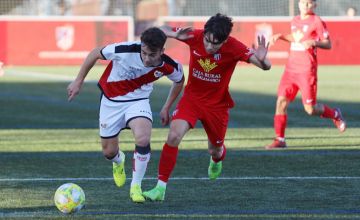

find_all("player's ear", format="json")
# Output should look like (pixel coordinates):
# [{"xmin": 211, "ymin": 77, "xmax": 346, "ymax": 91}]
[{"xmin": 161, "ymin": 47, "xmax": 165, "ymax": 55}]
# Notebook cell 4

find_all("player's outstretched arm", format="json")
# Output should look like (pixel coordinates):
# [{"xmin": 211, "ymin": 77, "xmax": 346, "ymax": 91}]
[
  {"xmin": 159, "ymin": 76, "xmax": 185, "ymax": 126},
  {"xmin": 270, "ymin": 33, "xmax": 294, "ymax": 46},
  {"xmin": 67, "ymin": 47, "xmax": 103, "ymax": 101},
  {"xmin": 160, "ymin": 25, "xmax": 194, "ymax": 40},
  {"xmin": 302, "ymin": 38, "xmax": 331, "ymax": 50},
  {"xmin": 249, "ymin": 35, "xmax": 271, "ymax": 70}
]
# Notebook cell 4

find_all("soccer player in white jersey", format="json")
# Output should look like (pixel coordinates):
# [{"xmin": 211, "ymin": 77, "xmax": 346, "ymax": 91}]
[{"xmin": 67, "ymin": 27, "xmax": 184, "ymax": 203}]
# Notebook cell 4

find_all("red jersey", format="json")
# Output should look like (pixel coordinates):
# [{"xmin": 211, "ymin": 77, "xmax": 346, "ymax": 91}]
[
  {"xmin": 285, "ymin": 14, "xmax": 329, "ymax": 74},
  {"xmin": 180, "ymin": 29, "xmax": 253, "ymax": 108}
]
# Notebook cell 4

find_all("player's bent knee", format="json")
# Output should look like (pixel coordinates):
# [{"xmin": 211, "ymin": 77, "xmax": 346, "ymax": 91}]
[
  {"xmin": 167, "ymin": 130, "xmax": 183, "ymax": 146},
  {"xmin": 134, "ymin": 136, "xmax": 150, "ymax": 147}
]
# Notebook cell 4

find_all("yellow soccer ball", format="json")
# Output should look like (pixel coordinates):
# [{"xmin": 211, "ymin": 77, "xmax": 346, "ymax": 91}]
[{"xmin": 54, "ymin": 183, "xmax": 85, "ymax": 214}]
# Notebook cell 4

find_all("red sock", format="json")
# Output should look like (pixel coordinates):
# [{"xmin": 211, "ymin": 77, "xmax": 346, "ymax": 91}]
[
  {"xmin": 274, "ymin": 114, "xmax": 287, "ymax": 138},
  {"xmin": 158, "ymin": 143, "xmax": 178, "ymax": 183},
  {"xmin": 212, "ymin": 144, "xmax": 227, "ymax": 163},
  {"xmin": 321, "ymin": 105, "xmax": 336, "ymax": 119}
]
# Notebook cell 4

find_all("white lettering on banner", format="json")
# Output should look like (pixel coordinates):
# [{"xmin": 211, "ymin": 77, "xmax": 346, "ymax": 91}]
[
  {"xmin": 38, "ymin": 51, "xmax": 89, "ymax": 59},
  {"xmin": 192, "ymin": 68, "xmax": 221, "ymax": 83}
]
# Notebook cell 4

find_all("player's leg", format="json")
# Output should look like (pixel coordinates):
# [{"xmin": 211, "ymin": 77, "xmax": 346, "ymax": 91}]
[
  {"xmin": 143, "ymin": 97, "xmax": 196, "ymax": 201},
  {"xmin": 303, "ymin": 104, "xmax": 346, "ymax": 132},
  {"xmin": 266, "ymin": 96, "xmax": 291, "ymax": 149},
  {"xmin": 123, "ymin": 99, "xmax": 153, "ymax": 203},
  {"xmin": 266, "ymin": 72, "xmax": 296, "ymax": 149},
  {"xmin": 320, "ymin": 104, "xmax": 346, "ymax": 132},
  {"xmin": 101, "ymin": 137, "xmax": 126, "ymax": 187},
  {"xmin": 202, "ymin": 108, "xmax": 228, "ymax": 180},
  {"xmin": 127, "ymin": 117, "xmax": 152, "ymax": 203},
  {"xmin": 207, "ymin": 140, "xmax": 226, "ymax": 180},
  {"xmin": 99, "ymin": 95, "xmax": 127, "ymax": 187},
  {"xmin": 143, "ymin": 119, "xmax": 191, "ymax": 201},
  {"xmin": 301, "ymin": 75, "xmax": 346, "ymax": 132}
]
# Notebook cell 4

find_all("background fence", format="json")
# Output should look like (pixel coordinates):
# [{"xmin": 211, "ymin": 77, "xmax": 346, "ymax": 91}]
[{"xmin": 0, "ymin": 0, "xmax": 359, "ymax": 17}]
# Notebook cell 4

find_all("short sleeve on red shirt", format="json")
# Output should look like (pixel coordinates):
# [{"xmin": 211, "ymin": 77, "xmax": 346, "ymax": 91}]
[
  {"xmin": 228, "ymin": 37, "xmax": 253, "ymax": 62},
  {"xmin": 314, "ymin": 17, "xmax": 330, "ymax": 41}
]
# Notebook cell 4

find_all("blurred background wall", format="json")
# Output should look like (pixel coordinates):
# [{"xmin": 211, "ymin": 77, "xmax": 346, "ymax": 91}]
[
  {"xmin": 1, "ymin": 0, "xmax": 359, "ymax": 17},
  {"xmin": 0, "ymin": 0, "xmax": 359, "ymax": 66}
]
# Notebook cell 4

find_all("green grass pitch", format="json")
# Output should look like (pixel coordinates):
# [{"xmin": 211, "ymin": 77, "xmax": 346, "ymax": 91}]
[{"xmin": 0, "ymin": 65, "xmax": 360, "ymax": 219}]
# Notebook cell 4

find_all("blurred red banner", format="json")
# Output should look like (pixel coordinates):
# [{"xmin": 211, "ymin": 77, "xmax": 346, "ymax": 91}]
[
  {"xmin": 1, "ymin": 17, "xmax": 358, "ymax": 66},
  {"xmin": 0, "ymin": 17, "xmax": 133, "ymax": 65}
]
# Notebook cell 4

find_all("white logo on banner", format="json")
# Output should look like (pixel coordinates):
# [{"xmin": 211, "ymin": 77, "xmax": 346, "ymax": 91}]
[{"xmin": 56, "ymin": 25, "xmax": 74, "ymax": 51}]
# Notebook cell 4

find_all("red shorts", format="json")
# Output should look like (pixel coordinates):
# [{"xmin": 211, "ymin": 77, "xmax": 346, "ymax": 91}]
[
  {"xmin": 172, "ymin": 96, "xmax": 229, "ymax": 147},
  {"xmin": 278, "ymin": 71, "xmax": 317, "ymax": 105}
]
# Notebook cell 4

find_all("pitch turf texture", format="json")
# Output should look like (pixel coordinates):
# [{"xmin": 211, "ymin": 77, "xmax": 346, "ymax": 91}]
[{"xmin": 0, "ymin": 65, "xmax": 359, "ymax": 219}]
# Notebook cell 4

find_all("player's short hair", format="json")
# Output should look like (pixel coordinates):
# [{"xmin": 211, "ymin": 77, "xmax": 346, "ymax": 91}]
[
  {"xmin": 204, "ymin": 13, "xmax": 233, "ymax": 43},
  {"xmin": 140, "ymin": 27, "xmax": 167, "ymax": 51}
]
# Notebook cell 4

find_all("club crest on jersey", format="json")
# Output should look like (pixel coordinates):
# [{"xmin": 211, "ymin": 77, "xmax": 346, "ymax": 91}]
[
  {"xmin": 213, "ymin": 53, "xmax": 221, "ymax": 61},
  {"xmin": 154, "ymin": 70, "xmax": 164, "ymax": 78},
  {"xmin": 198, "ymin": 58, "xmax": 217, "ymax": 72},
  {"xmin": 292, "ymin": 30, "xmax": 304, "ymax": 42}
]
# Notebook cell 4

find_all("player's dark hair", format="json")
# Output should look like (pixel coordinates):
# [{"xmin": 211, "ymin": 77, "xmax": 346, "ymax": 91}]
[
  {"xmin": 140, "ymin": 27, "xmax": 167, "ymax": 51},
  {"xmin": 204, "ymin": 13, "xmax": 233, "ymax": 43}
]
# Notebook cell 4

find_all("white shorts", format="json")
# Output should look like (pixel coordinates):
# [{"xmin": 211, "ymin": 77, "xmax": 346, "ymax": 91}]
[{"xmin": 99, "ymin": 96, "xmax": 153, "ymax": 138}]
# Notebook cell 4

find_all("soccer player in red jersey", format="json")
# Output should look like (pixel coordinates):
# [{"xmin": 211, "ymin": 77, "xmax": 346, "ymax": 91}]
[
  {"xmin": 143, "ymin": 13, "xmax": 271, "ymax": 201},
  {"xmin": 67, "ymin": 27, "xmax": 184, "ymax": 203},
  {"xmin": 266, "ymin": 0, "xmax": 346, "ymax": 149}
]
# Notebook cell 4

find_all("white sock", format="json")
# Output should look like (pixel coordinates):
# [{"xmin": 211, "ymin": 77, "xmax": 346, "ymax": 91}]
[
  {"xmin": 211, "ymin": 145, "xmax": 224, "ymax": 163},
  {"xmin": 110, "ymin": 150, "xmax": 123, "ymax": 164},
  {"xmin": 157, "ymin": 180, "xmax": 167, "ymax": 188},
  {"xmin": 131, "ymin": 152, "xmax": 150, "ymax": 187}
]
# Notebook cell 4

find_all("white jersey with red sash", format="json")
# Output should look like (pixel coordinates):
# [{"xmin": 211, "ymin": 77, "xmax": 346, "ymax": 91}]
[{"xmin": 98, "ymin": 41, "xmax": 183, "ymax": 102}]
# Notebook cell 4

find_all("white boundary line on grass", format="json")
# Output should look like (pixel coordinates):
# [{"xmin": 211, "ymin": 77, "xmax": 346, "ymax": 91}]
[
  {"xmin": 1, "ymin": 176, "xmax": 360, "ymax": 182},
  {"xmin": 6, "ymin": 69, "xmax": 98, "ymax": 82}
]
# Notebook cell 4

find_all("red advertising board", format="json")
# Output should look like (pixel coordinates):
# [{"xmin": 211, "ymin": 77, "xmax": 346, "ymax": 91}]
[
  {"xmin": 159, "ymin": 17, "xmax": 360, "ymax": 65},
  {"xmin": 0, "ymin": 16, "xmax": 358, "ymax": 65},
  {"xmin": 0, "ymin": 21, "xmax": 7, "ymax": 63},
  {"xmin": 0, "ymin": 16, "xmax": 133, "ymax": 65}
]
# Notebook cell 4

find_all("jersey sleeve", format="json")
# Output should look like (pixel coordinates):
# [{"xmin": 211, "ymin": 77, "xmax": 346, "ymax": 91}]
[
  {"xmin": 232, "ymin": 38, "xmax": 254, "ymax": 62},
  {"xmin": 166, "ymin": 62, "xmax": 184, "ymax": 83},
  {"xmin": 100, "ymin": 43, "xmax": 120, "ymax": 60},
  {"xmin": 315, "ymin": 17, "xmax": 330, "ymax": 40}
]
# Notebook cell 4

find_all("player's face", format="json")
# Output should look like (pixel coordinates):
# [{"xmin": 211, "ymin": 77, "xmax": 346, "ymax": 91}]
[
  {"xmin": 298, "ymin": 0, "xmax": 316, "ymax": 16},
  {"xmin": 203, "ymin": 33, "xmax": 225, "ymax": 54},
  {"xmin": 140, "ymin": 44, "xmax": 164, "ymax": 67}
]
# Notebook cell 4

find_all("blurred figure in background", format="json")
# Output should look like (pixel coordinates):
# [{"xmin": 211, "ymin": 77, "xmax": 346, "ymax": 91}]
[
  {"xmin": 266, "ymin": 0, "xmax": 346, "ymax": 149},
  {"xmin": 347, "ymin": 6, "xmax": 357, "ymax": 17},
  {"xmin": 167, "ymin": 0, "xmax": 186, "ymax": 16}
]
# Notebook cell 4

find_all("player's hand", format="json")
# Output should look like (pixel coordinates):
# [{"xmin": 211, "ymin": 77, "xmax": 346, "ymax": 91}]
[
  {"xmin": 174, "ymin": 27, "xmax": 194, "ymax": 40},
  {"xmin": 269, "ymin": 33, "xmax": 282, "ymax": 46},
  {"xmin": 67, "ymin": 80, "xmax": 82, "ymax": 101},
  {"xmin": 254, "ymin": 35, "xmax": 269, "ymax": 62},
  {"xmin": 302, "ymin": 40, "xmax": 316, "ymax": 49},
  {"xmin": 160, "ymin": 107, "xmax": 170, "ymax": 126}
]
